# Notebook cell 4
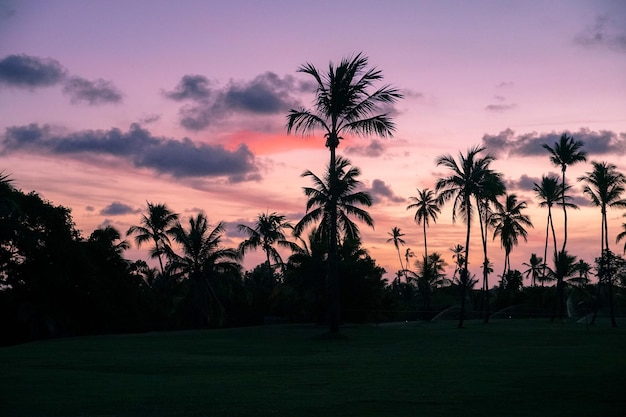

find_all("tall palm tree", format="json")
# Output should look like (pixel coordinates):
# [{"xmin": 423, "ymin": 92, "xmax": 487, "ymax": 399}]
[
  {"xmin": 542, "ymin": 133, "xmax": 587, "ymax": 252},
  {"xmin": 386, "ymin": 227, "xmax": 406, "ymax": 279},
  {"xmin": 166, "ymin": 213, "xmax": 241, "ymax": 327},
  {"xmin": 294, "ymin": 156, "xmax": 374, "ymax": 333},
  {"xmin": 407, "ymin": 187, "xmax": 441, "ymax": 260},
  {"xmin": 287, "ymin": 53, "xmax": 401, "ymax": 334},
  {"xmin": 579, "ymin": 161, "xmax": 626, "ymax": 327},
  {"xmin": 491, "ymin": 193, "xmax": 533, "ymax": 280},
  {"xmin": 436, "ymin": 145, "xmax": 496, "ymax": 328},
  {"xmin": 475, "ymin": 169, "xmax": 505, "ymax": 322},
  {"xmin": 238, "ymin": 212, "xmax": 299, "ymax": 285},
  {"xmin": 522, "ymin": 253, "xmax": 543, "ymax": 287},
  {"xmin": 533, "ymin": 175, "xmax": 578, "ymax": 281},
  {"xmin": 127, "ymin": 202, "xmax": 179, "ymax": 275}
]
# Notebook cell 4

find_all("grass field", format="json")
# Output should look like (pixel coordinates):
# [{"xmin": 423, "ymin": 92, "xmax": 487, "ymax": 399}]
[{"xmin": 1, "ymin": 319, "xmax": 624, "ymax": 417}]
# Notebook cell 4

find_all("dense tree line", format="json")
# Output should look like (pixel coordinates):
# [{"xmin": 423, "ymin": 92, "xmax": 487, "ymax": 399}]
[{"xmin": 2, "ymin": 53, "xmax": 625, "ymax": 344}]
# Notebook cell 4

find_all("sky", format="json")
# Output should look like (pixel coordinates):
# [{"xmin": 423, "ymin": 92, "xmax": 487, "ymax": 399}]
[{"xmin": 1, "ymin": 0, "xmax": 625, "ymax": 283}]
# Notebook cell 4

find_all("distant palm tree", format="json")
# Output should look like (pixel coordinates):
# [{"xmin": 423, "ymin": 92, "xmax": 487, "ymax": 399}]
[
  {"xmin": 572, "ymin": 259, "xmax": 591, "ymax": 284},
  {"xmin": 550, "ymin": 250, "xmax": 577, "ymax": 321},
  {"xmin": 167, "ymin": 213, "xmax": 241, "ymax": 327},
  {"xmin": 436, "ymin": 145, "xmax": 497, "ymax": 328},
  {"xmin": 89, "ymin": 225, "xmax": 130, "ymax": 257},
  {"xmin": 404, "ymin": 247, "xmax": 416, "ymax": 279},
  {"xmin": 294, "ymin": 156, "xmax": 374, "ymax": 333},
  {"xmin": 579, "ymin": 161, "xmax": 626, "ymax": 327},
  {"xmin": 522, "ymin": 253, "xmax": 543, "ymax": 287},
  {"xmin": 491, "ymin": 193, "xmax": 533, "ymax": 280},
  {"xmin": 287, "ymin": 53, "xmax": 401, "ymax": 334},
  {"xmin": 386, "ymin": 227, "xmax": 406, "ymax": 279},
  {"xmin": 533, "ymin": 175, "xmax": 577, "ymax": 281},
  {"xmin": 542, "ymin": 133, "xmax": 587, "ymax": 252},
  {"xmin": 127, "ymin": 202, "xmax": 179, "ymax": 275},
  {"xmin": 407, "ymin": 187, "xmax": 441, "ymax": 260},
  {"xmin": 449, "ymin": 244, "xmax": 464, "ymax": 281},
  {"xmin": 238, "ymin": 212, "xmax": 299, "ymax": 285}
]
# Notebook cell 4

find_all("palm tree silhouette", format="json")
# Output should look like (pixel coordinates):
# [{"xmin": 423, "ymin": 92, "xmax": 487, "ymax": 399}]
[
  {"xmin": 542, "ymin": 133, "xmax": 587, "ymax": 253},
  {"xmin": 436, "ymin": 145, "xmax": 497, "ymax": 328},
  {"xmin": 491, "ymin": 193, "xmax": 533, "ymax": 280},
  {"xmin": 386, "ymin": 227, "xmax": 406, "ymax": 280},
  {"xmin": 579, "ymin": 161, "xmax": 626, "ymax": 327},
  {"xmin": 533, "ymin": 175, "xmax": 577, "ymax": 281},
  {"xmin": 407, "ymin": 188, "xmax": 441, "ymax": 261},
  {"xmin": 166, "ymin": 213, "xmax": 241, "ymax": 327},
  {"xmin": 287, "ymin": 53, "xmax": 401, "ymax": 334},
  {"xmin": 522, "ymin": 253, "xmax": 543, "ymax": 287},
  {"xmin": 127, "ymin": 202, "xmax": 179, "ymax": 275},
  {"xmin": 294, "ymin": 156, "xmax": 374, "ymax": 332},
  {"xmin": 238, "ymin": 212, "xmax": 299, "ymax": 285}
]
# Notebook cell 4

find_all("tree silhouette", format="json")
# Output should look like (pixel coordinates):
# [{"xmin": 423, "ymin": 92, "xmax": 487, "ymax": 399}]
[
  {"xmin": 166, "ymin": 213, "xmax": 241, "ymax": 327},
  {"xmin": 533, "ymin": 175, "xmax": 577, "ymax": 281},
  {"xmin": 386, "ymin": 226, "xmax": 406, "ymax": 280},
  {"xmin": 579, "ymin": 161, "xmax": 626, "ymax": 327},
  {"xmin": 287, "ymin": 53, "xmax": 402, "ymax": 333},
  {"xmin": 542, "ymin": 133, "xmax": 587, "ymax": 253},
  {"xmin": 436, "ymin": 145, "xmax": 497, "ymax": 328},
  {"xmin": 238, "ymin": 212, "xmax": 299, "ymax": 285},
  {"xmin": 491, "ymin": 193, "xmax": 533, "ymax": 280},
  {"xmin": 522, "ymin": 253, "xmax": 543, "ymax": 287},
  {"xmin": 407, "ymin": 187, "xmax": 441, "ymax": 261},
  {"xmin": 294, "ymin": 156, "xmax": 374, "ymax": 332},
  {"xmin": 127, "ymin": 202, "xmax": 178, "ymax": 276}
]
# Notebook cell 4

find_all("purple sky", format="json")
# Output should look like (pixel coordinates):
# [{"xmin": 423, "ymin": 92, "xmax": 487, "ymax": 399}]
[{"xmin": 1, "ymin": 0, "xmax": 626, "ymax": 281}]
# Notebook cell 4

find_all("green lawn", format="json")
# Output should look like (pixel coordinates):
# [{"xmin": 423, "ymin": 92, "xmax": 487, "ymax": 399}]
[{"xmin": 1, "ymin": 320, "xmax": 624, "ymax": 417}]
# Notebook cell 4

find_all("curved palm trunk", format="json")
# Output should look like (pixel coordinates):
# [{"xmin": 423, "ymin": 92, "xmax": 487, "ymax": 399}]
[
  {"xmin": 478, "ymin": 200, "xmax": 491, "ymax": 323},
  {"xmin": 395, "ymin": 246, "xmax": 405, "ymax": 281},
  {"xmin": 561, "ymin": 169, "xmax": 568, "ymax": 253}
]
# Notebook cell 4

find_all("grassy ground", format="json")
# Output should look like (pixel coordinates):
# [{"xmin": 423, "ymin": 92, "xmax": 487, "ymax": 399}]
[{"xmin": 1, "ymin": 319, "xmax": 624, "ymax": 417}]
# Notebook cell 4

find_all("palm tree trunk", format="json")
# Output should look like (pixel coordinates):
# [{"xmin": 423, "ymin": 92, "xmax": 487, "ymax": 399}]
[
  {"xmin": 328, "ymin": 145, "xmax": 340, "ymax": 334},
  {"xmin": 423, "ymin": 221, "xmax": 428, "ymax": 260},
  {"xmin": 459, "ymin": 205, "xmax": 471, "ymax": 329},
  {"xmin": 396, "ymin": 247, "xmax": 404, "ymax": 281},
  {"xmin": 561, "ymin": 169, "xmax": 568, "ymax": 253}
]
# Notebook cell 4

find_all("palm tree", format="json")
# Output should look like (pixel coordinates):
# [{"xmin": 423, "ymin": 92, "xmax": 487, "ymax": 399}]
[
  {"xmin": 579, "ymin": 161, "xmax": 626, "ymax": 327},
  {"xmin": 287, "ymin": 54, "xmax": 401, "ymax": 334},
  {"xmin": 550, "ymin": 250, "xmax": 578, "ymax": 321},
  {"xmin": 491, "ymin": 193, "xmax": 533, "ymax": 280},
  {"xmin": 404, "ymin": 248, "xmax": 415, "ymax": 276},
  {"xmin": 238, "ymin": 212, "xmax": 299, "ymax": 285},
  {"xmin": 89, "ymin": 225, "xmax": 130, "ymax": 257},
  {"xmin": 542, "ymin": 133, "xmax": 587, "ymax": 252},
  {"xmin": 522, "ymin": 253, "xmax": 543, "ymax": 287},
  {"xmin": 127, "ymin": 202, "xmax": 179, "ymax": 275},
  {"xmin": 572, "ymin": 259, "xmax": 591, "ymax": 284},
  {"xmin": 407, "ymin": 188, "xmax": 441, "ymax": 260},
  {"xmin": 475, "ymin": 169, "xmax": 505, "ymax": 322},
  {"xmin": 435, "ymin": 145, "xmax": 497, "ymax": 328},
  {"xmin": 294, "ymin": 156, "xmax": 374, "ymax": 333},
  {"xmin": 533, "ymin": 175, "xmax": 578, "ymax": 281},
  {"xmin": 386, "ymin": 227, "xmax": 406, "ymax": 279},
  {"xmin": 166, "ymin": 213, "xmax": 241, "ymax": 327},
  {"xmin": 449, "ymin": 244, "xmax": 464, "ymax": 281}
]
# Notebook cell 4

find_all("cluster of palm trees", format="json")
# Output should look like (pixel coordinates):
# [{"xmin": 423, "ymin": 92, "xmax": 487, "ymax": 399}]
[
  {"xmin": 127, "ymin": 53, "xmax": 623, "ymax": 330},
  {"xmin": 386, "ymin": 133, "xmax": 624, "ymax": 327}
]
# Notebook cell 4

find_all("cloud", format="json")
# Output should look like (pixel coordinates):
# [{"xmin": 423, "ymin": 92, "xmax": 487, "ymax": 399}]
[
  {"xmin": 481, "ymin": 128, "xmax": 626, "ymax": 158},
  {"xmin": 367, "ymin": 179, "xmax": 405, "ymax": 204},
  {"xmin": 485, "ymin": 103, "xmax": 516, "ymax": 112},
  {"xmin": 164, "ymin": 72, "xmax": 307, "ymax": 131},
  {"xmin": 496, "ymin": 81, "xmax": 514, "ymax": 89},
  {"xmin": 575, "ymin": 16, "xmax": 626, "ymax": 53},
  {"xmin": 100, "ymin": 201, "xmax": 141, "ymax": 216},
  {"xmin": 0, "ymin": 54, "xmax": 66, "ymax": 88},
  {"xmin": 63, "ymin": 76, "xmax": 124, "ymax": 105},
  {"xmin": 345, "ymin": 139, "xmax": 386, "ymax": 158},
  {"xmin": 163, "ymin": 74, "xmax": 211, "ymax": 101},
  {"xmin": 505, "ymin": 174, "xmax": 541, "ymax": 192},
  {"xmin": 2, "ymin": 123, "xmax": 262, "ymax": 182}
]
